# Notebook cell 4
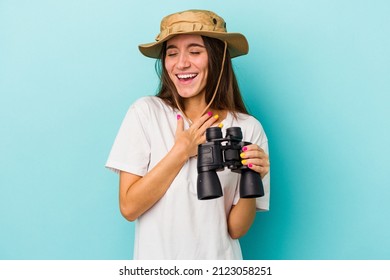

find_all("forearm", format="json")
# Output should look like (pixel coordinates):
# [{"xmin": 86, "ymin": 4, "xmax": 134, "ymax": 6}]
[
  {"xmin": 227, "ymin": 198, "xmax": 257, "ymax": 239},
  {"xmin": 120, "ymin": 143, "xmax": 189, "ymax": 221},
  {"xmin": 120, "ymin": 112, "xmax": 218, "ymax": 221}
]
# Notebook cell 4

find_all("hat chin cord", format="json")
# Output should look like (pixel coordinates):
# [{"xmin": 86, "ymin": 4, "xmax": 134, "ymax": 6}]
[{"xmin": 175, "ymin": 41, "xmax": 228, "ymax": 125}]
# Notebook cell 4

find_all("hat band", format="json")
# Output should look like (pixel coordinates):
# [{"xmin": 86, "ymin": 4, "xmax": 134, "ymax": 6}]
[{"xmin": 156, "ymin": 22, "xmax": 226, "ymax": 41}]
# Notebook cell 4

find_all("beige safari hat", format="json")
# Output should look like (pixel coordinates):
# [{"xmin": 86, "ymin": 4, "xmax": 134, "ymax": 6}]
[{"xmin": 139, "ymin": 9, "xmax": 249, "ymax": 58}]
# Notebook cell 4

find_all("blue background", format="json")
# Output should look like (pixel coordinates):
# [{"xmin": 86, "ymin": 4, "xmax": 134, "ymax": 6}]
[{"xmin": 1, "ymin": 0, "xmax": 389, "ymax": 259}]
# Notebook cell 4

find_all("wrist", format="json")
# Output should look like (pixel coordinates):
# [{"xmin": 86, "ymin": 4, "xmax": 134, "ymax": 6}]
[{"xmin": 171, "ymin": 142, "xmax": 191, "ymax": 163}]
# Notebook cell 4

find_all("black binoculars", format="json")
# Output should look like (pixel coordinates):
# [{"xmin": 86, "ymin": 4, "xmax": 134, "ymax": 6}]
[{"xmin": 197, "ymin": 126, "xmax": 264, "ymax": 200}]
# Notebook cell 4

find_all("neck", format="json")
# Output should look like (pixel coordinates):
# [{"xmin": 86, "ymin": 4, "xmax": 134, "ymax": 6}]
[
  {"xmin": 182, "ymin": 101, "xmax": 228, "ymax": 126},
  {"xmin": 183, "ymin": 96, "xmax": 207, "ymax": 123}
]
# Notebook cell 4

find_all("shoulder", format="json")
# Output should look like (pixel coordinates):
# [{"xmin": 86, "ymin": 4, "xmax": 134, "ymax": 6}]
[
  {"xmin": 129, "ymin": 96, "xmax": 173, "ymax": 115},
  {"xmin": 234, "ymin": 112, "xmax": 264, "ymax": 131},
  {"xmin": 131, "ymin": 96, "xmax": 167, "ymax": 109},
  {"xmin": 232, "ymin": 112, "xmax": 268, "ymax": 145}
]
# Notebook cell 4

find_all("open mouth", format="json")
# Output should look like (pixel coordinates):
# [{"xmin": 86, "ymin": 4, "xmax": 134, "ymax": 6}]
[{"xmin": 176, "ymin": 73, "xmax": 198, "ymax": 81}]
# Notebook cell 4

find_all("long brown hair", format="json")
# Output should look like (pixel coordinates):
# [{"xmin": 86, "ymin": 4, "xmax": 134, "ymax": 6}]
[{"xmin": 155, "ymin": 36, "xmax": 249, "ymax": 115}]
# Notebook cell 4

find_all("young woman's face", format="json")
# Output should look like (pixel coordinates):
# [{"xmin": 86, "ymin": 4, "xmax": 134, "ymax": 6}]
[{"xmin": 164, "ymin": 35, "xmax": 209, "ymax": 100}]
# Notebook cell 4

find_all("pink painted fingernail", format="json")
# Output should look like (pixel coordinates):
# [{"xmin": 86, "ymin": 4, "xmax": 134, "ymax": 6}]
[
  {"xmin": 242, "ymin": 146, "xmax": 248, "ymax": 152},
  {"xmin": 248, "ymin": 163, "xmax": 253, "ymax": 168},
  {"xmin": 207, "ymin": 111, "xmax": 213, "ymax": 117},
  {"xmin": 177, "ymin": 114, "xmax": 181, "ymax": 120}
]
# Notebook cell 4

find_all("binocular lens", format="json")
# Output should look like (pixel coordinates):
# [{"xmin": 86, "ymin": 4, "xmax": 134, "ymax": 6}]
[
  {"xmin": 239, "ymin": 169, "xmax": 264, "ymax": 198},
  {"xmin": 197, "ymin": 171, "xmax": 223, "ymax": 200}
]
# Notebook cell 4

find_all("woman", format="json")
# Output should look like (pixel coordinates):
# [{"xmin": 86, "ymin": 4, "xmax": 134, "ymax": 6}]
[{"xmin": 106, "ymin": 9, "xmax": 270, "ymax": 260}]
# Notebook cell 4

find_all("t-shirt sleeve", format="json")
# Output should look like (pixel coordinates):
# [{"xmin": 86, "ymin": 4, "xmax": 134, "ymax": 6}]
[
  {"xmin": 233, "ymin": 117, "xmax": 270, "ymax": 211},
  {"xmin": 105, "ymin": 101, "xmax": 151, "ymax": 176}
]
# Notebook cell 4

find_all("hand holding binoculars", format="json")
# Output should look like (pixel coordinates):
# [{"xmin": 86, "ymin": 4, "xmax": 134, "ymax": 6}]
[{"xmin": 197, "ymin": 126, "xmax": 265, "ymax": 200}]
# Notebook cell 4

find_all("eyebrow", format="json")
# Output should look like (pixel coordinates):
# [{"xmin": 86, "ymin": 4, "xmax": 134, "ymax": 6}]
[{"xmin": 166, "ymin": 43, "xmax": 206, "ymax": 50}]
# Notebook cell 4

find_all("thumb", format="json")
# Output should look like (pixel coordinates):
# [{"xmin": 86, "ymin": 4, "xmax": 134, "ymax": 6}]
[{"xmin": 176, "ymin": 114, "xmax": 184, "ymax": 135}]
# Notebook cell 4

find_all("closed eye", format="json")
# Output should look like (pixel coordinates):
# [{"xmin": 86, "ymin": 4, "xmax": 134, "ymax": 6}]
[{"xmin": 166, "ymin": 52, "xmax": 178, "ymax": 57}]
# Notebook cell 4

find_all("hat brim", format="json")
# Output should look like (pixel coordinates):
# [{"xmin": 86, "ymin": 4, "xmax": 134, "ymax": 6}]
[{"xmin": 138, "ymin": 31, "xmax": 249, "ymax": 59}]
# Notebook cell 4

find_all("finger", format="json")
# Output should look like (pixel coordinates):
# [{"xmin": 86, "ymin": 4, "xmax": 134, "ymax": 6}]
[
  {"xmin": 242, "ymin": 161, "xmax": 270, "ymax": 179},
  {"xmin": 199, "ymin": 134, "xmax": 207, "ymax": 145},
  {"xmin": 242, "ymin": 144, "xmax": 264, "ymax": 153},
  {"xmin": 176, "ymin": 114, "xmax": 184, "ymax": 135},
  {"xmin": 198, "ymin": 113, "xmax": 219, "ymax": 135},
  {"xmin": 190, "ymin": 111, "xmax": 213, "ymax": 130},
  {"xmin": 240, "ymin": 149, "xmax": 269, "ymax": 160},
  {"xmin": 241, "ymin": 158, "xmax": 270, "ymax": 168}
]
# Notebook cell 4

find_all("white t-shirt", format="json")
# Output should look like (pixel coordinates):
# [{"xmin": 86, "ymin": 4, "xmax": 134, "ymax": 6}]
[{"xmin": 106, "ymin": 96, "xmax": 270, "ymax": 259}]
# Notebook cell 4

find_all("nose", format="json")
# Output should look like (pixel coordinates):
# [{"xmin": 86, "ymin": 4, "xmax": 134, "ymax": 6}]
[{"xmin": 176, "ymin": 53, "xmax": 190, "ymax": 70}]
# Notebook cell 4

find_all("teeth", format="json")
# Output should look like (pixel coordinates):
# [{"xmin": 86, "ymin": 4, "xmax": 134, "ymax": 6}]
[{"xmin": 177, "ymin": 74, "xmax": 197, "ymax": 79}]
